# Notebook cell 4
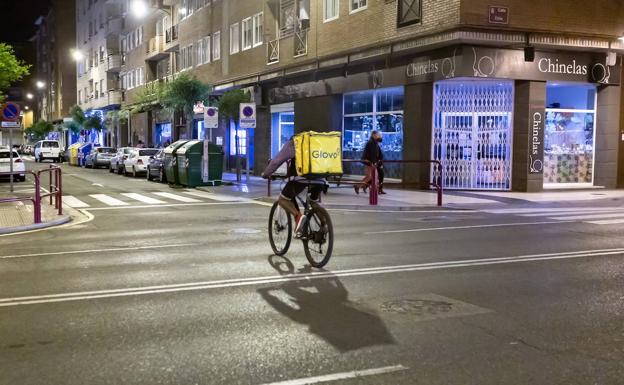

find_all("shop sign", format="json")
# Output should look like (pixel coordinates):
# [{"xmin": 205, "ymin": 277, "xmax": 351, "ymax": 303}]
[
  {"xmin": 528, "ymin": 107, "xmax": 544, "ymax": 174},
  {"xmin": 488, "ymin": 6, "xmax": 509, "ymax": 25}
]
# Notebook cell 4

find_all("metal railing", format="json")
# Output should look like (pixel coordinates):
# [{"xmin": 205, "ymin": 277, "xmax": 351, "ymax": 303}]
[
  {"xmin": 294, "ymin": 29, "xmax": 308, "ymax": 57},
  {"xmin": 267, "ymin": 39, "xmax": 279, "ymax": 64},
  {"xmin": 0, "ymin": 165, "xmax": 63, "ymax": 224}
]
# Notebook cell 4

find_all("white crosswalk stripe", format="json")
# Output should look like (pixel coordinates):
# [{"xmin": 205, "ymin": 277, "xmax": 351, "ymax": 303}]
[
  {"xmin": 152, "ymin": 192, "xmax": 201, "ymax": 203},
  {"xmin": 484, "ymin": 207, "xmax": 624, "ymax": 226},
  {"xmin": 121, "ymin": 193, "xmax": 166, "ymax": 205},
  {"xmin": 62, "ymin": 195, "xmax": 90, "ymax": 208},
  {"xmin": 90, "ymin": 194, "xmax": 129, "ymax": 206},
  {"xmin": 183, "ymin": 190, "xmax": 249, "ymax": 202}
]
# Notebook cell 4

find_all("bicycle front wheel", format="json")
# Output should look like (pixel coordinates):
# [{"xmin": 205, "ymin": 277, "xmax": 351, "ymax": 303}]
[
  {"xmin": 268, "ymin": 201, "xmax": 292, "ymax": 256},
  {"xmin": 302, "ymin": 205, "xmax": 334, "ymax": 268}
]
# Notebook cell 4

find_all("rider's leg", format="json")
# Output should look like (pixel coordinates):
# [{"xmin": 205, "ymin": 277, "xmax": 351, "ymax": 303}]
[{"xmin": 278, "ymin": 182, "xmax": 305, "ymax": 218}]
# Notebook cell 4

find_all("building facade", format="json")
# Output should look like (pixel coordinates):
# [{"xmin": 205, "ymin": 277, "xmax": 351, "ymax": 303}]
[
  {"xmin": 33, "ymin": 0, "xmax": 77, "ymax": 137},
  {"xmin": 114, "ymin": 0, "xmax": 624, "ymax": 191}
]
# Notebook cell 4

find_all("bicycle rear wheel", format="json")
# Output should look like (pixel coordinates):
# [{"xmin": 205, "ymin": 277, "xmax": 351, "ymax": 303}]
[
  {"xmin": 302, "ymin": 205, "xmax": 334, "ymax": 268},
  {"xmin": 268, "ymin": 201, "xmax": 292, "ymax": 256}
]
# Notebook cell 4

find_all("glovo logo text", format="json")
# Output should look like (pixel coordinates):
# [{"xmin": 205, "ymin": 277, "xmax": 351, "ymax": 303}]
[{"xmin": 311, "ymin": 150, "xmax": 339, "ymax": 159}]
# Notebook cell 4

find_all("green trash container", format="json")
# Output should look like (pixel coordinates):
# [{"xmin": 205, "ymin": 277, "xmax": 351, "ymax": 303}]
[
  {"xmin": 163, "ymin": 140, "xmax": 189, "ymax": 185},
  {"xmin": 177, "ymin": 140, "xmax": 224, "ymax": 187}
]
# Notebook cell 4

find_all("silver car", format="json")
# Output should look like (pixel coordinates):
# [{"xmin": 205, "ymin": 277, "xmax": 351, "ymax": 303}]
[
  {"xmin": 109, "ymin": 147, "xmax": 134, "ymax": 174},
  {"xmin": 85, "ymin": 147, "xmax": 116, "ymax": 169}
]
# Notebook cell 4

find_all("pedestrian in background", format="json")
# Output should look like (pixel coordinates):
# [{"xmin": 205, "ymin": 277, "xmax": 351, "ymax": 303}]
[{"xmin": 354, "ymin": 130, "xmax": 386, "ymax": 195}]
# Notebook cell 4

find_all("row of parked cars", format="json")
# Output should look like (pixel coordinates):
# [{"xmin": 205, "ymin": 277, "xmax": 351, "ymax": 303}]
[
  {"xmin": 82, "ymin": 146, "xmax": 168, "ymax": 183},
  {"xmin": 0, "ymin": 146, "xmax": 26, "ymax": 181}
]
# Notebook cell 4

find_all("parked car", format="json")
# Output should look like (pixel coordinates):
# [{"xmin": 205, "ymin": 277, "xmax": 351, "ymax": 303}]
[
  {"xmin": 85, "ymin": 147, "xmax": 116, "ymax": 169},
  {"xmin": 0, "ymin": 148, "xmax": 26, "ymax": 181},
  {"xmin": 34, "ymin": 140, "xmax": 62, "ymax": 163},
  {"xmin": 109, "ymin": 147, "xmax": 134, "ymax": 174},
  {"xmin": 146, "ymin": 149, "xmax": 167, "ymax": 183},
  {"xmin": 123, "ymin": 148, "xmax": 159, "ymax": 177},
  {"xmin": 23, "ymin": 145, "xmax": 33, "ymax": 155}
]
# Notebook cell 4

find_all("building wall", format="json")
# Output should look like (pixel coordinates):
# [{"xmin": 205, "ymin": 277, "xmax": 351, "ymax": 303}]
[
  {"xmin": 595, "ymin": 84, "xmax": 621, "ymax": 188},
  {"xmin": 54, "ymin": 0, "xmax": 77, "ymax": 119}
]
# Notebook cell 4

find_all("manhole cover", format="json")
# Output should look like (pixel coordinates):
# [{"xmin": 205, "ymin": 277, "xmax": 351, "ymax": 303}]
[
  {"xmin": 381, "ymin": 299, "xmax": 453, "ymax": 315},
  {"xmin": 230, "ymin": 228, "xmax": 262, "ymax": 234}
]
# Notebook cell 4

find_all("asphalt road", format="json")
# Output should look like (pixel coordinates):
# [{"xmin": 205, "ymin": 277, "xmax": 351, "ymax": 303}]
[{"xmin": 1, "ymin": 160, "xmax": 623, "ymax": 385}]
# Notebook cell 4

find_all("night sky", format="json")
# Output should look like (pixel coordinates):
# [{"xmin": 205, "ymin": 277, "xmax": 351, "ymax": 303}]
[{"xmin": 0, "ymin": 0, "xmax": 52, "ymax": 44}]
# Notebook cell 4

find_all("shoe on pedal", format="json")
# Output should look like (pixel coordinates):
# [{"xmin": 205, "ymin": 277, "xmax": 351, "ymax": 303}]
[{"xmin": 294, "ymin": 214, "xmax": 305, "ymax": 238}]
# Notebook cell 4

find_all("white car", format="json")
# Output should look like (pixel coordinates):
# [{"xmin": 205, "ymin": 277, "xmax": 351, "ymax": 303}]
[
  {"xmin": 0, "ymin": 147, "xmax": 26, "ymax": 181},
  {"xmin": 34, "ymin": 140, "xmax": 62, "ymax": 163},
  {"xmin": 123, "ymin": 148, "xmax": 159, "ymax": 177}
]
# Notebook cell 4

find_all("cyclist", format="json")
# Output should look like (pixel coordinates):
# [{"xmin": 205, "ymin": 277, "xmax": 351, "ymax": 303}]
[{"xmin": 261, "ymin": 138, "xmax": 325, "ymax": 236}]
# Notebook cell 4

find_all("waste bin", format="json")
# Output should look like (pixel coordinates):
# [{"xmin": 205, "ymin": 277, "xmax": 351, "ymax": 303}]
[
  {"xmin": 68, "ymin": 143, "xmax": 83, "ymax": 166},
  {"xmin": 163, "ymin": 140, "xmax": 189, "ymax": 185},
  {"xmin": 177, "ymin": 140, "xmax": 224, "ymax": 187},
  {"xmin": 78, "ymin": 143, "xmax": 93, "ymax": 167}
]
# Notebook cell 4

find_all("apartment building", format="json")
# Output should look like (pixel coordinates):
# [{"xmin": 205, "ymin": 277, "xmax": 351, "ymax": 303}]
[
  {"xmin": 33, "ymin": 0, "xmax": 77, "ymax": 130},
  {"xmin": 116, "ymin": 0, "xmax": 624, "ymax": 191}
]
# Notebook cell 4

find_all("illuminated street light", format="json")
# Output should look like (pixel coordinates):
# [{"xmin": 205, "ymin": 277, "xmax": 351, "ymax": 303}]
[
  {"xmin": 71, "ymin": 49, "xmax": 84, "ymax": 61},
  {"xmin": 25, "ymin": 106, "xmax": 30, "ymax": 110},
  {"xmin": 36, "ymin": 81, "xmax": 45, "ymax": 89},
  {"xmin": 26, "ymin": 93, "xmax": 34, "ymax": 99},
  {"xmin": 130, "ymin": 0, "xmax": 149, "ymax": 18}
]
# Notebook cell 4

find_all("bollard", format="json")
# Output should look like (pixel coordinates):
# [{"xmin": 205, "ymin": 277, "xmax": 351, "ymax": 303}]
[
  {"xmin": 57, "ymin": 168, "xmax": 63, "ymax": 215},
  {"xmin": 369, "ymin": 164, "xmax": 378, "ymax": 206},
  {"xmin": 33, "ymin": 174, "xmax": 41, "ymax": 224}
]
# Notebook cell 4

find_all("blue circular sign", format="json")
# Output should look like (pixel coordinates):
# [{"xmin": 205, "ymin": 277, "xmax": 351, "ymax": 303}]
[
  {"xmin": 207, "ymin": 108, "xmax": 216, "ymax": 117},
  {"xmin": 2, "ymin": 102, "xmax": 20, "ymax": 121},
  {"xmin": 242, "ymin": 106, "xmax": 254, "ymax": 117}
]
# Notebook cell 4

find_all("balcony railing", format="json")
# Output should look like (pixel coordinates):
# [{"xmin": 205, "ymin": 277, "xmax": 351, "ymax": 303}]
[
  {"xmin": 106, "ymin": 54, "xmax": 122, "ymax": 72},
  {"xmin": 165, "ymin": 25, "xmax": 179, "ymax": 44},
  {"xmin": 147, "ymin": 37, "xmax": 163, "ymax": 55},
  {"xmin": 267, "ymin": 39, "xmax": 279, "ymax": 65},
  {"xmin": 294, "ymin": 29, "xmax": 308, "ymax": 57},
  {"xmin": 107, "ymin": 90, "xmax": 123, "ymax": 105}
]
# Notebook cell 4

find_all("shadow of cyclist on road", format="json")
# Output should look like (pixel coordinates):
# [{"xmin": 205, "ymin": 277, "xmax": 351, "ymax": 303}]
[{"xmin": 259, "ymin": 256, "xmax": 395, "ymax": 352}]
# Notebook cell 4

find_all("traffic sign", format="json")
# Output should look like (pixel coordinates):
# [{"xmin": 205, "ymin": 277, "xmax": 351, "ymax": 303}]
[
  {"xmin": 2, "ymin": 102, "xmax": 20, "ymax": 122},
  {"xmin": 1, "ymin": 121, "xmax": 20, "ymax": 128},
  {"xmin": 239, "ymin": 103, "xmax": 256, "ymax": 129},
  {"xmin": 204, "ymin": 106, "xmax": 219, "ymax": 129}
]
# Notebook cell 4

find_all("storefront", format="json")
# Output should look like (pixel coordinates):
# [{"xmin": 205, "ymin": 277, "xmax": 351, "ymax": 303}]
[{"xmin": 262, "ymin": 44, "xmax": 621, "ymax": 191}]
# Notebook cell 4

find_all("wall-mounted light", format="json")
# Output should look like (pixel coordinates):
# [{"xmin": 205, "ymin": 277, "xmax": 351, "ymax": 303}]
[
  {"xmin": 36, "ymin": 81, "xmax": 46, "ymax": 89},
  {"xmin": 26, "ymin": 93, "xmax": 34, "ymax": 99}
]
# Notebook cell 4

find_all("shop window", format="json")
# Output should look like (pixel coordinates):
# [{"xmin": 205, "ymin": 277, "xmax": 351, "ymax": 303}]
[
  {"xmin": 544, "ymin": 83, "xmax": 597, "ymax": 185},
  {"xmin": 343, "ymin": 87, "xmax": 404, "ymax": 178},
  {"xmin": 230, "ymin": 126, "xmax": 247, "ymax": 156},
  {"xmin": 271, "ymin": 109, "xmax": 295, "ymax": 158},
  {"xmin": 432, "ymin": 79, "xmax": 514, "ymax": 190}
]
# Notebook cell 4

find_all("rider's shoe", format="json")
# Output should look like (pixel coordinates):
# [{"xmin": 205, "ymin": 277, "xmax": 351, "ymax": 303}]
[{"xmin": 294, "ymin": 214, "xmax": 306, "ymax": 238}]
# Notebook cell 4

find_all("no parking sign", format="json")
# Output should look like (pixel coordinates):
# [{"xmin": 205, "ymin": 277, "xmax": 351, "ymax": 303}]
[{"xmin": 239, "ymin": 103, "xmax": 256, "ymax": 129}]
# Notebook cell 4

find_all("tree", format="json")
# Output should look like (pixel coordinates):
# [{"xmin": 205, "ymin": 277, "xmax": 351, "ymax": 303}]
[
  {"xmin": 25, "ymin": 120, "xmax": 54, "ymax": 141},
  {"xmin": 217, "ymin": 89, "xmax": 251, "ymax": 180},
  {"xmin": 0, "ymin": 43, "xmax": 31, "ymax": 102},
  {"xmin": 160, "ymin": 73, "xmax": 211, "ymax": 140},
  {"xmin": 63, "ymin": 105, "xmax": 86, "ymax": 135}
]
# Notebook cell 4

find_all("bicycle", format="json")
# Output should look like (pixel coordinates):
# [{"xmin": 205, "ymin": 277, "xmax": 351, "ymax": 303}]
[{"xmin": 268, "ymin": 176, "xmax": 334, "ymax": 268}]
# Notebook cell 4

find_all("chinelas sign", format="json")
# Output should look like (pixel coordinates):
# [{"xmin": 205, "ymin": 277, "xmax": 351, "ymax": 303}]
[{"xmin": 405, "ymin": 46, "xmax": 620, "ymax": 85}]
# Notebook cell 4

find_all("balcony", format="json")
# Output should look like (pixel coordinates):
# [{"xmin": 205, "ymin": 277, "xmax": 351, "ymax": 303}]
[
  {"xmin": 106, "ymin": 17, "xmax": 122, "ymax": 37},
  {"xmin": 106, "ymin": 54, "xmax": 122, "ymax": 72},
  {"xmin": 145, "ymin": 36, "xmax": 168, "ymax": 61},
  {"xmin": 164, "ymin": 25, "xmax": 179, "ymax": 52},
  {"xmin": 267, "ymin": 39, "xmax": 279, "ymax": 65},
  {"xmin": 107, "ymin": 90, "xmax": 123, "ymax": 106}
]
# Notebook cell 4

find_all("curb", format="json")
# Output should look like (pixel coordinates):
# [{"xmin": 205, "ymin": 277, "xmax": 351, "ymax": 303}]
[
  {"xmin": 0, "ymin": 214, "xmax": 71, "ymax": 235},
  {"xmin": 253, "ymin": 197, "xmax": 466, "ymax": 212}
]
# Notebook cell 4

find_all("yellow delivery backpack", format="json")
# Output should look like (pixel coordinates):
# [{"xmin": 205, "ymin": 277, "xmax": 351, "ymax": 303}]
[{"xmin": 293, "ymin": 131, "xmax": 343, "ymax": 177}]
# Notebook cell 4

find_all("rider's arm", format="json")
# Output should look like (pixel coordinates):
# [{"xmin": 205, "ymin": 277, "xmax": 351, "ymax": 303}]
[{"xmin": 262, "ymin": 140, "xmax": 295, "ymax": 178}]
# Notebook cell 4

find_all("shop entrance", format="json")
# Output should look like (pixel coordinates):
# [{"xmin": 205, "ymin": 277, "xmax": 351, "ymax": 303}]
[
  {"xmin": 544, "ymin": 83, "xmax": 596, "ymax": 187},
  {"xmin": 432, "ymin": 79, "xmax": 514, "ymax": 190}
]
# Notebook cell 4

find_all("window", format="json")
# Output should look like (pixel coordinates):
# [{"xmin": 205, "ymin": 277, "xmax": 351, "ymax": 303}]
[
  {"xmin": 94, "ymin": 82, "xmax": 99, "ymax": 98},
  {"xmin": 202, "ymin": 36, "xmax": 211, "ymax": 64},
  {"xmin": 230, "ymin": 126, "xmax": 247, "ymax": 156},
  {"xmin": 324, "ymin": 0, "xmax": 339, "ymax": 22},
  {"xmin": 229, "ymin": 23, "xmax": 240, "ymax": 54},
  {"xmin": 253, "ymin": 13, "xmax": 263, "ymax": 47},
  {"xmin": 187, "ymin": 44, "xmax": 193, "ymax": 67},
  {"xmin": 78, "ymin": 90, "xmax": 82, "ymax": 104},
  {"xmin": 196, "ymin": 39, "xmax": 203, "ymax": 66},
  {"xmin": 350, "ymin": 0, "xmax": 367, "ymax": 13},
  {"xmin": 280, "ymin": 0, "xmax": 295, "ymax": 36},
  {"xmin": 397, "ymin": 0, "xmax": 422, "ymax": 27},
  {"xmin": 212, "ymin": 31, "xmax": 221, "ymax": 60},
  {"xmin": 100, "ymin": 79, "xmax": 105, "ymax": 96},
  {"xmin": 242, "ymin": 18, "xmax": 253, "ymax": 51}
]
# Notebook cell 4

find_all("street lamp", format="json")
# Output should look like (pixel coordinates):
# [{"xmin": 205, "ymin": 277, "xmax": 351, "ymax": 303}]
[
  {"xmin": 24, "ymin": 106, "xmax": 30, "ymax": 110},
  {"xmin": 36, "ymin": 81, "xmax": 45, "ymax": 89},
  {"xmin": 71, "ymin": 49, "xmax": 84, "ymax": 61},
  {"xmin": 26, "ymin": 93, "xmax": 34, "ymax": 99},
  {"xmin": 130, "ymin": 0, "xmax": 149, "ymax": 18}
]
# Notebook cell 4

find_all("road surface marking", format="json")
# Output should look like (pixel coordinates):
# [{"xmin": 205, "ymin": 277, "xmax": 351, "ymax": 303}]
[
  {"xmin": 586, "ymin": 218, "xmax": 624, "ymax": 225},
  {"xmin": 183, "ymin": 190, "xmax": 249, "ymax": 202},
  {"xmin": 260, "ymin": 365, "xmax": 408, "ymax": 385},
  {"xmin": 550, "ymin": 212, "xmax": 624, "ymax": 221},
  {"xmin": 0, "ymin": 243, "xmax": 197, "ymax": 260},
  {"xmin": 365, "ymin": 221, "xmax": 572, "ymax": 234},
  {"xmin": 91, "ymin": 183, "xmax": 103, "ymax": 187},
  {"xmin": 1, "ymin": 248, "xmax": 622, "ymax": 307},
  {"xmin": 121, "ymin": 193, "xmax": 166, "ymax": 204},
  {"xmin": 62, "ymin": 195, "xmax": 90, "ymax": 208},
  {"xmin": 90, "ymin": 194, "xmax": 129, "ymax": 206},
  {"xmin": 152, "ymin": 192, "xmax": 201, "ymax": 203},
  {"xmin": 329, "ymin": 209, "xmax": 474, "ymax": 213},
  {"xmin": 483, "ymin": 206, "xmax": 624, "ymax": 214},
  {"xmin": 84, "ymin": 201, "xmax": 256, "ymax": 211},
  {"xmin": 518, "ymin": 209, "xmax": 624, "ymax": 217}
]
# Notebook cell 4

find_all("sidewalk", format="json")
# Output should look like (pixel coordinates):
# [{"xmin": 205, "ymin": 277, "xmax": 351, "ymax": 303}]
[
  {"xmin": 200, "ymin": 173, "xmax": 624, "ymax": 210},
  {"xmin": 0, "ymin": 199, "xmax": 70, "ymax": 234}
]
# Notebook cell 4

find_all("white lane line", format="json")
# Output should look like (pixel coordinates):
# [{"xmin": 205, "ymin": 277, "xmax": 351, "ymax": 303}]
[
  {"xmin": 152, "ymin": 191, "xmax": 201, "ymax": 203},
  {"xmin": 587, "ymin": 218, "xmax": 624, "ymax": 225},
  {"xmin": 1, "ymin": 248, "xmax": 623, "ymax": 307},
  {"xmin": 0, "ymin": 243, "xmax": 197, "ymax": 260},
  {"xmin": 551, "ymin": 213, "xmax": 624, "ymax": 221},
  {"xmin": 365, "ymin": 220, "xmax": 573, "ymax": 234},
  {"xmin": 121, "ymin": 193, "xmax": 166, "ymax": 205},
  {"xmin": 260, "ymin": 365, "xmax": 408, "ymax": 385},
  {"xmin": 183, "ymin": 190, "xmax": 248, "ymax": 202},
  {"xmin": 62, "ymin": 195, "xmax": 90, "ymax": 208},
  {"xmin": 90, "ymin": 194, "xmax": 129, "ymax": 206},
  {"xmin": 518, "ymin": 209, "xmax": 624, "ymax": 217},
  {"xmin": 328, "ymin": 209, "xmax": 474, "ymax": 214},
  {"xmin": 484, "ymin": 206, "xmax": 624, "ymax": 214},
  {"xmin": 84, "ymin": 201, "xmax": 257, "ymax": 211}
]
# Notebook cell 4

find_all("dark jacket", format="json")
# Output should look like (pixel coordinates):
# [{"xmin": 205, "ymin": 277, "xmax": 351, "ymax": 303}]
[
  {"xmin": 361, "ymin": 138, "xmax": 383, "ymax": 165},
  {"xmin": 263, "ymin": 139, "xmax": 296, "ymax": 177}
]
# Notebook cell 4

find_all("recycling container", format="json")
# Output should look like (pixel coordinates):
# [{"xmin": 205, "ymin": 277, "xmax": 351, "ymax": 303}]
[
  {"xmin": 163, "ymin": 140, "xmax": 189, "ymax": 185},
  {"xmin": 78, "ymin": 143, "xmax": 93, "ymax": 167},
  {"xmin": 176, "ymin": 140, "xmax": 224, "ymax": 187},
  {"xmin": 68, "ymin": 143, "xmax": 83, "ymax": 166}
]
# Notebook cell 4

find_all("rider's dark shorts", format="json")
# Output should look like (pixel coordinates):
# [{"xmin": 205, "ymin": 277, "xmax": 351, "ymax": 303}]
[{"xmin": 281, "ymin": 181, "xmax": 323, "ymax": 202}]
